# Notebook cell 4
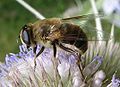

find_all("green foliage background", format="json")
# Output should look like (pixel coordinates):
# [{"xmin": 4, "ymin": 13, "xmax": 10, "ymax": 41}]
[{"xmin": 0, "ymin": 0, "xmax": 73, "ymax": 61}]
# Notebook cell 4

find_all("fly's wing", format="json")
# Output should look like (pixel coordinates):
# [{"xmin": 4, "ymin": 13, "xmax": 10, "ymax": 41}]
[
  {"xmin": 78, "ymin": 22, "xmax": 111, "ymax": 41},
  {"xmin": 62, "ymin": 13, "xmax": 104, "ymax": 21},
  {"xmin": 62, "ymin": 13, "xmax": 111, "ymax": 41}
]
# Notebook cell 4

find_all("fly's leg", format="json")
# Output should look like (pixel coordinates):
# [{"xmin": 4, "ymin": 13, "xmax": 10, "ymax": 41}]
[
  {"xmin": 57, "ymin": 42, "xmax": 86, "ymax": 81},
  {"xmin": 53, "ymin": 43, "xmax": 57, "ymax": 58},
  {"xmin": 57, "ymin": 42, "xmax": 76, "ymax": 53},
  {"xmin": 33, "ymin": 46, "xmax": 45, "ymax": 71}
]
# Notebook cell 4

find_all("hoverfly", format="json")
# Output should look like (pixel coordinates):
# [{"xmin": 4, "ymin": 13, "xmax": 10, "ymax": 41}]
[{"xmin": 19, "ymin": 14, "xmax": 108, "ymax": 69}]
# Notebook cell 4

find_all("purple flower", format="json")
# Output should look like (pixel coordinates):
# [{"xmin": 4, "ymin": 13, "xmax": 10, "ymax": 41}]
[
  {"xmin": 107, "ymin": 73, "xmax": 120, "ymax": 87},
  {"xmin": 0, "ymin": 40, "xmax": 120, "ymax": 87}
]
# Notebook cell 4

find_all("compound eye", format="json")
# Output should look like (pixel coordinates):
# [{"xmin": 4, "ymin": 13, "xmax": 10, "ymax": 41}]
[{"xmin": 21, "ymin": 29, "xmax": 30, "ymax": 46}]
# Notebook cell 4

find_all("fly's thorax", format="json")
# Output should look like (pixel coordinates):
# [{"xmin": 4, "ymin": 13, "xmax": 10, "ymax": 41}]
[
  {"xmin": 31, "ymin": 28, "xmax": 52, "ymax": 48},
  {"xmin": 31, "ymin": 18, "xmax": 63, "ymax": 45},
  {"xmin": 33, "ymin": 18, "xmax": 62, "ymax": 28}
]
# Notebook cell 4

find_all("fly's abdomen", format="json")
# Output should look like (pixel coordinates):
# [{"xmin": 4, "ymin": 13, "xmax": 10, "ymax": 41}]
[{"xmin": 60, "ymin": 23, "xmax": 88, "ymax": 53}]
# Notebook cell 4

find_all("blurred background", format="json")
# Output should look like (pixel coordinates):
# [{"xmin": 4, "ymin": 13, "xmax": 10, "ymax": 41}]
[{"xmin": 0, "ymin": 0, "xmax": 120, "ymax": 61}]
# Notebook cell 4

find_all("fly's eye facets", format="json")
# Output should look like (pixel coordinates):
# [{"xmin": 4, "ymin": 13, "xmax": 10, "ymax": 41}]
[{"xmin": 21, "ymin": 30, "xmax": 31, "ymax": 45}]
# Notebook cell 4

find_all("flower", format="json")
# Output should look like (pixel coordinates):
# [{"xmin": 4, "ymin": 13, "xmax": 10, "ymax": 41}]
[
  {"xmin": 107, "ymin": 73, "xmax": 120, "ymax": 87},
  {"xmin": 103, "ymin": 0, "xmax": 120, "ymax": 15},
  {"xmin": 0, "ymin": 39, "xmax": 120, "ymax": 87},
  {"xmin": 103, "ymin": 0, "xmax": 120, "ymax": 27},
  {"xmin": 0, "ymin": 45, "xmax": 82, "ymax": 87}
]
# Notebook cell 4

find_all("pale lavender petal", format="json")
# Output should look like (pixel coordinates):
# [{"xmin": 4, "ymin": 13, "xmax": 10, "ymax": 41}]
[
  {"xmin": 111, "ymin": 73, "xmax": 120, "ymax": 87},
  {"xmin": 92, "ymin": 70, "xmax": 106, "ymax": 87}
]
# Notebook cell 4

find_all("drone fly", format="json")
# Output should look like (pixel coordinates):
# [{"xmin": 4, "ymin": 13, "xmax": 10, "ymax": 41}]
[{"xmin": 19, "ymin": 14, "xmax": 107, "ymax": 68}]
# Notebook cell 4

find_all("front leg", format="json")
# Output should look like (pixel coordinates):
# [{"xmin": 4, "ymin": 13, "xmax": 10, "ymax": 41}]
[
  {"xmin": 33, "ymin": 45, "xmax": 45, "ymax": 70},
  {"xmin": 51, "ymin": 42, "xmax": 57, "ymax": 58}
]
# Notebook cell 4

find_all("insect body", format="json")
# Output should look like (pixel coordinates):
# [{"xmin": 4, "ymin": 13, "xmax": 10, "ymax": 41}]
[
  {"xmin": 19, "ymin": 17, "xmax": 88, "ymax": 68},
  {"xmin": 20, "ymin": 18, "xmax": 88, "ymax": 55}
]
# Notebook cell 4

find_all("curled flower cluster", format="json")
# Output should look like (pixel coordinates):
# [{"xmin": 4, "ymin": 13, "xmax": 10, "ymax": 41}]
[{"xmin": 0, "ymin": 40, "xmax": 120, "ymax": 87}]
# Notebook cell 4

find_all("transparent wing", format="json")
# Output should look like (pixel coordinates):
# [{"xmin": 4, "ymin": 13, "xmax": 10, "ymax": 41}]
[
  {"xmin": 62, "ymin": 13, "xmax": 104, "ymax": 21},
  {"xmin": 61, "ymin": 13, "xmax": 111, "ymax": 41},
  {"xmin": 79, "ymin": 21, "xmax": 111, "ymax": 41}
]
